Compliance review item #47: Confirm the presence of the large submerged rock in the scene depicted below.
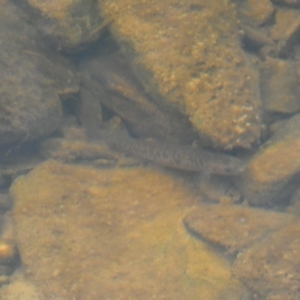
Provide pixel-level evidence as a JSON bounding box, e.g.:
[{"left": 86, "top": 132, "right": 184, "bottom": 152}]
[
  {"left": 0, "top": 0, "right": 78, "bottom": 146},
  {"left": 235, "top": 113, "right": 300, "bottom": 206},
  {"left": 99, "top": 0, "right": 262, "bottom": 149},
  {"left": 184, "top": 204, "right": 300, "bottom": 299},
  {"left": 79, "top": 46, "right": 195, "bottom": 143},
  {"left": 19, "top": 0, "right": 106, "bottom": 53},
  {"left": 10, "top": 161, "right": 248, "bottom": 300}
]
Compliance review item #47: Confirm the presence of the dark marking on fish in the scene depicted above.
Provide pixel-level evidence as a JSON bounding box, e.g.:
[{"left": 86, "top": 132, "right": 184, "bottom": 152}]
[{"left": 89, "top": 130, "right": 246, "bottom": 175}]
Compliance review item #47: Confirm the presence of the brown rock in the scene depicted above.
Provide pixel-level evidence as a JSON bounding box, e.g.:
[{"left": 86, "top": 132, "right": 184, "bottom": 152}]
[
  {"left": 0, "top": 274, "right": 43, "bottom": 300},
  {"left": 100, "top": 0, "right": 262, "bottom": 149},
  {"left": 238, "top": 0, "right": 274, "bottom": 26},
  {"left": 235, "top": 113, "right": 300, "bottom": 205},
  {"left": 277, "top": 14, "right": 300, "bottom": 57},
  {"left": 233, "top": 221, "right": 300, "bottom": 299},
  {"left": 184, "top": 203, "right": 300, "bottom": 299},
  {"left": 19, "top": 0, "right": 106, "bottom": 53},
  {"left": 183, "top": 204, "right": 295, "bottom": 253},
  {"left": 268, "top": 7, "right": 300, "bottom": 57},
  {"left": 270, "top": 9, "right": 300, "bottom": 42},
  {"left": 80, "top": 47, "right": 195, "bottom": 143},
  {"left": 10, "top": 161, "right": 248, "bottom": 300},
  {"left": 260, "top": 58, "right": 300, "bottom": 113}
]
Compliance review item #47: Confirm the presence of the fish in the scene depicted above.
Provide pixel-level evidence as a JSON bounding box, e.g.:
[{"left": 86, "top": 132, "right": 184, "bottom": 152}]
[{"left": 89, "top": 130, "right": 246, "bottom": 175}]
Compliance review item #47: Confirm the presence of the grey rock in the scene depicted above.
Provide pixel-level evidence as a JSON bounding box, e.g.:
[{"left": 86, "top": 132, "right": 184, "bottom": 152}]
[{"left": 0, "top": 0, "right": 78, "bottom": 146}]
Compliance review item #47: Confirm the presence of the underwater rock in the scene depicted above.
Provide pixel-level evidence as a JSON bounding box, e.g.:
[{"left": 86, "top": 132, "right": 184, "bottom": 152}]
[
  {"left": 10, "top": 160, "right": 249, "bottom": 300},
  {"left": 0, "top": 0, "right": 78, "bottom": 146},
  {"left": 233, "top": 220, "right": 300, "bottom": 300},
  {"left": 270, "top": 8, "right": 300, "bottom": 42},
  {"left": 99, "top": 0, "right": 262, "bottom": 149},
  {"left": 80, "top": 45, "right": 195, "bottom": 144},
  {"left": 260, "top": 58, "right": 300, "bottom": 113},
  {"left": 184, "top": 204, "right": 295, "bottom": 253},
  {"left": 184, "top": 204, "right": 300, "bottom": 299},
  {"left": 237, "top": 0, "right": 274, "bottom": 26},
  {"left": 235, "top": 113, "right": 300, "bottom": 205},
  {"left": 17, "top": 0, "right": 106, "bottom": 53}
]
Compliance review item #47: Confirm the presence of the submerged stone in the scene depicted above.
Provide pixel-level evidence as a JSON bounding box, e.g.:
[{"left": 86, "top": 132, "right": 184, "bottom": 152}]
[
  {"left": 0, "top": 0, "right": 78, "bottom": 146},
  {"left": 10, "top": 161, "right": 248, "bottom": 299},
  {"left": 99, "top": 0, "right": 262, "bottom": 149},
  {"left": 184, "top": 204, "right": 300, "bottom": 299},
  {"left": 235, "top": 113, "right": 300, "bottom": 205}
]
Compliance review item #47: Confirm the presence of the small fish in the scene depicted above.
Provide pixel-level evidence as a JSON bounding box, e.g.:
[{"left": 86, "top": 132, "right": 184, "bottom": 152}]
[{"left": 90, "top": 130, "right": 245, "bottom": 175}]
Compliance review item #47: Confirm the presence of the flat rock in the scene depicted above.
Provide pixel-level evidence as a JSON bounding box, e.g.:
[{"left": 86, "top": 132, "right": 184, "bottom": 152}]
[
  {"left": 184, "top": 204, "right": 300, "bottom": 299},
  {"left": 184, "top": 204, "right": 296, "bottom": 253},
  {"left": 10, "top": 161, "right": 248, "bottom": 300}
]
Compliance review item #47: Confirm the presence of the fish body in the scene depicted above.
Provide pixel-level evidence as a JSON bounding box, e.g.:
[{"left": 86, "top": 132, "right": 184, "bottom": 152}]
[{"left": 90, "top": 130, "right": 245, "bottom": 175}]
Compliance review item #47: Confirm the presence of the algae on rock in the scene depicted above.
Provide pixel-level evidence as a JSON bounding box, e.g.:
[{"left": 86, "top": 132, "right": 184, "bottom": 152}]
[
  {"left": 11, "top": 161, "right": 248, "bottom": 299},
  {"left": 99, "top": 0, "right": 262, "bottom": 149}
]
